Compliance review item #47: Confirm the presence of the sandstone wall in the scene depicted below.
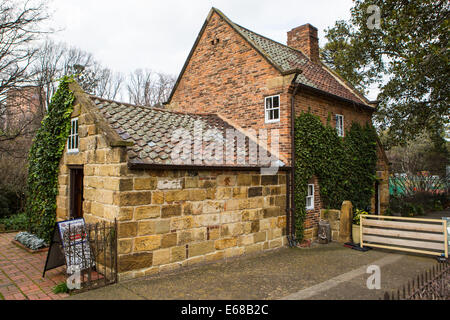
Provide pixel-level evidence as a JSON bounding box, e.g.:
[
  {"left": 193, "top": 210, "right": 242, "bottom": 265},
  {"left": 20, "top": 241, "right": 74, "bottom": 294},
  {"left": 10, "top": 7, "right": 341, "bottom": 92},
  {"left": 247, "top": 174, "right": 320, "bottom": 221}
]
[{"left": 57, "top": 102, "right": 288, "bottom": 281}]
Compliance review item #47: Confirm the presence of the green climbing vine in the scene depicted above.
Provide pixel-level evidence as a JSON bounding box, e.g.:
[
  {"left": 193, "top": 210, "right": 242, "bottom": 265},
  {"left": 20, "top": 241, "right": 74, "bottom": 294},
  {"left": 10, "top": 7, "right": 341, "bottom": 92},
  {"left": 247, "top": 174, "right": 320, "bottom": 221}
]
[
  {"left": 294, "top": 112, "right": 378, "bottom": 241},
  {"left": 26, "top": 76, "right": 75, "bottom": 242}
]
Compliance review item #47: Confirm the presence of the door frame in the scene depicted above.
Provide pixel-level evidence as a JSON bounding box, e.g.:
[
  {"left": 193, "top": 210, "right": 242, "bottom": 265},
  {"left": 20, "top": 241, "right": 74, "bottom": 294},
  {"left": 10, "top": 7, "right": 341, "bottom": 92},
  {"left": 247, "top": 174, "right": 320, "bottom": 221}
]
[{"left": 68, "top": 165, "right": 84, "bottom": 219}]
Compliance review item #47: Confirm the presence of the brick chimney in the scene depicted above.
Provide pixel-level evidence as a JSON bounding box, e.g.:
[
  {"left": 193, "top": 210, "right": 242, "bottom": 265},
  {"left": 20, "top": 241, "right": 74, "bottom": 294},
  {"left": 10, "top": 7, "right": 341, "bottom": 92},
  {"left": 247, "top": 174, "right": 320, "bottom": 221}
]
[{"left": 287, "top": 24, "right": 320, "bottom": 63}]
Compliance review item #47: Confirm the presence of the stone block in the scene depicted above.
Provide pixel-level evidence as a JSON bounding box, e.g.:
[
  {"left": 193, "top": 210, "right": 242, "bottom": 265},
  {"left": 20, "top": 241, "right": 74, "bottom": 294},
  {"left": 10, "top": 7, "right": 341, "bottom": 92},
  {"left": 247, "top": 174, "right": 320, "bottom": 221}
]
[
  {"left": 261, "top": 175, "right": 278, "bottom": 185},
  {"left": 135, "top": 205, "right": 161, "bottom": 220},
  {"left": 117, "top": 207, "right": 133, "bottom": 221},
  {"left": 119, "top": 191, "right": 152, "bottom": 206},
  {"left": 134, "top": 177, "right": 157, "bottom": 190},
  {"left": 188, "top": 241, "right": 215, "bottom": 257},
  {"left": 216, "top": 187, "right": 232, "bottom": 200},
  {"left": 118, "top": 222, "right": 137, "bottom": 238},
  {"left": 253, "top": 231, "right": 266, "bottom": 243},
  {"left": 152, "top": 191, "right": 164, "bottom": 204},
  {"left": 161, "top": 232, "right": 177, "bottom": 248},
  {"left": 161, "top": 204, "right": 182, "bottom": 218},
  {"left": 202, "top": 201, "right": 224, "bottom": 214},
  {"left": 118, "top": 252, "right": 153, "bottom": 272},
  {"left": 118, "top": 239, "right": 132, "bottom": 254},
  {"left": 221, "top": 223, "right": 243, "bottom": 237},
  {"left": 263, "top": 207, "right": 281, "bottom": 218},
  {"left": 170, "top": 216, "right": 194, "bottom": 231},
  {"left": 188, "top": 189, "right": 207, "bottom": 201},
  {"left": 217, "top": 175, "right": 236, "bottom": 186},
  {"left": 170, "top": 246, "right": 186, "bottom": 262},
  {"left": 237, "top": 174, "right": 252, "bottom": 186},
  {"left": 215, "top": 237, "right": 237, "bottom": 250},
  {"left": 184, "top": 177, "right": 198, "bottom": 188},
  {"left": 339, "top": 201, "right": 352, "bottom": 243},
  {"left": 134, "top": 235, "right": 161, "bottom": 252},
  {"left": 183, "top": 202, "right": 203, "bottom": 215},
  {"left": 248, "top": 187, "right": 262, "bottom": 198},
  {"left": 152, "top": 248, "right": 171, "bottom": 266},
  {"left": 138, "top": 220, "right": 170, "bottom": 236},
  {"left": 157, "top": 178, "right": 182, "bottom": 190},
  {"left": 165, "top": 190, "right": 189, "bottom": 202}
]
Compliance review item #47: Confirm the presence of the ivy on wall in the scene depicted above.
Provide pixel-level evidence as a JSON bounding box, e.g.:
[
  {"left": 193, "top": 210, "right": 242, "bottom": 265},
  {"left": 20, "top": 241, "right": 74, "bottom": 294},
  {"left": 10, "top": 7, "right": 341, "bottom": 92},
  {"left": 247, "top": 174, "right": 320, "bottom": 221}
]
[
  {"left": 26, "top": 76, "right": 75, "bottom": 242},
  {"left": 294, "top": 112, "right": 377, "bottom": 241}
]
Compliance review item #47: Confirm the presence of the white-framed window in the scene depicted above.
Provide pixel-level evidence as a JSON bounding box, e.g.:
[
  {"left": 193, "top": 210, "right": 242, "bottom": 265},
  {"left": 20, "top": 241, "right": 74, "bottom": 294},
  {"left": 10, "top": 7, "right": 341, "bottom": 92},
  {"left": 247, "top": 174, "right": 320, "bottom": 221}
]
[
  {"left": 306, "top": 184, "right": 314, "bottom": 210},
  {"left": 67, "top": 117, "right": 79, "bottom": 153},
  {"left": 265, "top": 95, "right": 280, "bottom": 123},
  {"left": 336, "top": 114, "right": 344, "bottom": 137}
]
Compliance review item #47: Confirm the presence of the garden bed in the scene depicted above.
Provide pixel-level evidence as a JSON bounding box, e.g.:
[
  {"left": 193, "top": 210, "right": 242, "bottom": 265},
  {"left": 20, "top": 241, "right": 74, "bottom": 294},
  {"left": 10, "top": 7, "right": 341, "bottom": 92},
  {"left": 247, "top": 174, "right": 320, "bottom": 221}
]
[
  {"left": 11, "top": 232, "right": 48, "bottom": 254},
  {"left": 11, "top": 239, "right": 49, "bottom": 254}
]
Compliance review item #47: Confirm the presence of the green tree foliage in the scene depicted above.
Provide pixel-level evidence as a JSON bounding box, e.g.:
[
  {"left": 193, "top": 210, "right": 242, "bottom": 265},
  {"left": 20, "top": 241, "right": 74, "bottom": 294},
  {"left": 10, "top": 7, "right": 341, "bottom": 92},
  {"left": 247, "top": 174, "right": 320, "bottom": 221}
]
[
  {"left": 385, "top": 129, "right": 449, "bottom": 177},
  {"left": 294, "top": 113, "right": 378, "bottom": 241},
  {"left": 25, "top": 76, "right": 75, "bottom": 242},
  {"left": 321, "top": 0, "right": 449, "bottom": 144}
]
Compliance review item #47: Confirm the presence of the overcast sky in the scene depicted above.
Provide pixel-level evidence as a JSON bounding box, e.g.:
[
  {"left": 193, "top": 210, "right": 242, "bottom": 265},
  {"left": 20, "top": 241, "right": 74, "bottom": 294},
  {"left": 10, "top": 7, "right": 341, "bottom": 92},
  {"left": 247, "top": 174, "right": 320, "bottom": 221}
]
[{"left": 46, "top": 0, "right": 378, "bottom": 99}]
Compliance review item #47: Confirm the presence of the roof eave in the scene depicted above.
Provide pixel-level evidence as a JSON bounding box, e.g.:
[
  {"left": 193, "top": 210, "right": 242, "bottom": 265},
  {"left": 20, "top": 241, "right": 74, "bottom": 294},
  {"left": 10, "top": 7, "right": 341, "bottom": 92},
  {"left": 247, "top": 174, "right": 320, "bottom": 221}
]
[
  {"left": 128, "top": 161, "right": 291, "bottom": 172},
  {"left": 296, "top": 83, "right": 375, "bottom": 111}
]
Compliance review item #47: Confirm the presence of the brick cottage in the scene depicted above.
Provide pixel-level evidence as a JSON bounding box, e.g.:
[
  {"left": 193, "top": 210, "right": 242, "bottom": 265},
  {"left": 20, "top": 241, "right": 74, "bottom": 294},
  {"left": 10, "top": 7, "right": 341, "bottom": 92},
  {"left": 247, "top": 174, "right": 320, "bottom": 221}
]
[{"left": 55, "top": 8, "right": 389, "bottom": 280}]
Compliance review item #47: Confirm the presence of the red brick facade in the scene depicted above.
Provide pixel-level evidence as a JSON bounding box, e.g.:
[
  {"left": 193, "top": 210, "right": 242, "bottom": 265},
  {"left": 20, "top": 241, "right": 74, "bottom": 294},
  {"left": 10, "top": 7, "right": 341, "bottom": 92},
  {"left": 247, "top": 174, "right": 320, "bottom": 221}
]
[{"left": 167, "top": 8, "right": 388, "bottom": 240}]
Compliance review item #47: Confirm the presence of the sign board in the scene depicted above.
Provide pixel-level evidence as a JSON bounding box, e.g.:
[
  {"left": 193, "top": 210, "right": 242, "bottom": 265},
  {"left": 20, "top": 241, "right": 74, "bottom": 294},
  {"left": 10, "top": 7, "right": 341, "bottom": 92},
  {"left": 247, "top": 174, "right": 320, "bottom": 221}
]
[{"left": 43, "top": 218, "right": 94, "bottom": 277}]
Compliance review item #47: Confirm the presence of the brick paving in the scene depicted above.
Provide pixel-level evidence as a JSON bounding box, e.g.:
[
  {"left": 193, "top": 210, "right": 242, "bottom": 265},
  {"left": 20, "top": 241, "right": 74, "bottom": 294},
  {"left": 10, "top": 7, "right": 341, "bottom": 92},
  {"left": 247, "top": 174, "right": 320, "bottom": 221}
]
[{"left": 0, "top": 232, "right": 69, "bottom": 300}]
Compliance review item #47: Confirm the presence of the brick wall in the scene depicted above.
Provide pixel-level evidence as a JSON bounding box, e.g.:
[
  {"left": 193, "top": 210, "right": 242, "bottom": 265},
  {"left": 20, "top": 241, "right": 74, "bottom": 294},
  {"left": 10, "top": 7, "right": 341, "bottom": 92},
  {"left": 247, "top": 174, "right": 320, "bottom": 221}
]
[
  {"left": 294, "top": 89, "right": 373, "bottom": 130},
  {"left": 168, "top": 11, "right": 292, "bottom": 162}
]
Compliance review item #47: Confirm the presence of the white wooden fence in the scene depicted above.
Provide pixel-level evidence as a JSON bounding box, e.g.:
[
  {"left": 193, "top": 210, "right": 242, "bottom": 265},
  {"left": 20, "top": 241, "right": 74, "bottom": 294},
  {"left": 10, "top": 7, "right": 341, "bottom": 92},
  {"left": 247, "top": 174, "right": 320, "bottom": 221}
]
[{"left": 360, "top": 215, "right": 448, "bottom": 258}]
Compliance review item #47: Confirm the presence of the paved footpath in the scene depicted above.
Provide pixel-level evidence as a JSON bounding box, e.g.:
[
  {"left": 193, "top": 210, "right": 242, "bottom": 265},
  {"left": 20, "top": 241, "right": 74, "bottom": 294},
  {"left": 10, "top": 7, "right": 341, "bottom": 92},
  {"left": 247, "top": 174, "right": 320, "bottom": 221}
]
[
  {"left": 0, "top": 232, "right": 68, "bottom": 300},
  {"left": 68, "top": 242, "right": 439, "bottom": 300}
]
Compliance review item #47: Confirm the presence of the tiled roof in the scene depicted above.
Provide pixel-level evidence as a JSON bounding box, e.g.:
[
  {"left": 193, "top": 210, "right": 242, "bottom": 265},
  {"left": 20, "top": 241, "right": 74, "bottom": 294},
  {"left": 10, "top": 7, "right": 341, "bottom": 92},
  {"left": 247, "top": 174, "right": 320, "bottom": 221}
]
[
  {"left": 232, "top": 23, "right": 369, "bottom": 106},
  {"left": 90, "top": 97, "right": 276, "bottom": 167}
]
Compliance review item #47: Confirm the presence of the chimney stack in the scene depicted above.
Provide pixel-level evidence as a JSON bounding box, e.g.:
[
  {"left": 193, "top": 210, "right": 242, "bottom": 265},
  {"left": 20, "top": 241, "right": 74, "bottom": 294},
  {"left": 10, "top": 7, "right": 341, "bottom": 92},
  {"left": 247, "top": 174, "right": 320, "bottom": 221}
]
[{"left": 287, "top": 24, "right": 320, "bottom": 63}]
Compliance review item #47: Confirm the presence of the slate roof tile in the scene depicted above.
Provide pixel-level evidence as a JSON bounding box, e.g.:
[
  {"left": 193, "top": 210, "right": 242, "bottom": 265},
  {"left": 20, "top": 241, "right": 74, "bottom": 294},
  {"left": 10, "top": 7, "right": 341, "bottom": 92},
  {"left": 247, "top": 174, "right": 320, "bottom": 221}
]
[
  {"left": 90, "top": 96, "right": 278, "bottom": 168},
  {"left": 233, "top": 23, "right": 368, "bottom": 105}
]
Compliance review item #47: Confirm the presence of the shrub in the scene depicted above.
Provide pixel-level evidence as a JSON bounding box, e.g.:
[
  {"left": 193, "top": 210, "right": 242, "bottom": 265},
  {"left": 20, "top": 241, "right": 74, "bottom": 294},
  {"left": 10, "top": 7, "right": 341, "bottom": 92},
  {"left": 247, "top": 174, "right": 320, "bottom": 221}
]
[
  {"left": 353, "top": 208, "right": 369, "bottom": 225},
  {"left": 0, "top": 212, "right": 29, "bottom": 231},
  {"left": 26, "top": 76, "right": 75, "bottom": 242}
]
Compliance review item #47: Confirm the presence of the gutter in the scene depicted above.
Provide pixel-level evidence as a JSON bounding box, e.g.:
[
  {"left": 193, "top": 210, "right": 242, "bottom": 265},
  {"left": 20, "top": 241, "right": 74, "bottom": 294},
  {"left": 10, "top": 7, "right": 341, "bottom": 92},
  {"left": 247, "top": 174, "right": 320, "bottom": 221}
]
[{"left": 288, "top": 72, "right": 302, "bottom": 247}]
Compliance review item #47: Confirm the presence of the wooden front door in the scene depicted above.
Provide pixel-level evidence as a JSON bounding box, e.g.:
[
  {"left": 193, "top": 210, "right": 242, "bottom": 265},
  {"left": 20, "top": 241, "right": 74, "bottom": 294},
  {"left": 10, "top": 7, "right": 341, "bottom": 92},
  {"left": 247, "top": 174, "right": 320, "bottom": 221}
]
[{"left": 70, "top": 168, "right": 84, "bottom": 218}]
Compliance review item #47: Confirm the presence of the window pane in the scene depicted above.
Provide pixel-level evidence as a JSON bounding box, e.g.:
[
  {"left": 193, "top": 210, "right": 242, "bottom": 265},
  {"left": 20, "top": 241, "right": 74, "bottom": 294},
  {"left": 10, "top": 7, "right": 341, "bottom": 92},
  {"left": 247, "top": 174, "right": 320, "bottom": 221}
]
[
  {"left": 273, "top": 96, "right": 279, "bottom": 107},
  {"left": 273, "top": 109, "right": 279, "bottom": 120},
  {"left": 306, "top": 196, "right": 312, "bottom": 208},
  {"left": 266, "top": 97, "right": 272, "bottom": 109}
]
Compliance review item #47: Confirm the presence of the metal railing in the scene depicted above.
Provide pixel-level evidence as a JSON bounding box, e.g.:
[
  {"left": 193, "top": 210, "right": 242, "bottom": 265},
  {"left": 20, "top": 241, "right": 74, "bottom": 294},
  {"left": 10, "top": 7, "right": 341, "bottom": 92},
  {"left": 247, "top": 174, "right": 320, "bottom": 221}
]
[
  {"left": 62, "top": 220, "right": 117, "bottom": 292},
  {"left": 383, "top": 262, "right": 449, "bottom": 300}
]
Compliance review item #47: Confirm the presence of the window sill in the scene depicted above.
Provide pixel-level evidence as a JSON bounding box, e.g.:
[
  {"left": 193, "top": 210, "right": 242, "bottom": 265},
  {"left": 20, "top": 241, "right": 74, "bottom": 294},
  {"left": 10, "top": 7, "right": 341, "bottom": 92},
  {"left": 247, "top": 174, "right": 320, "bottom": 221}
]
[{"left": 265, "top": 120, "right": 280, "bottom": 124}]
